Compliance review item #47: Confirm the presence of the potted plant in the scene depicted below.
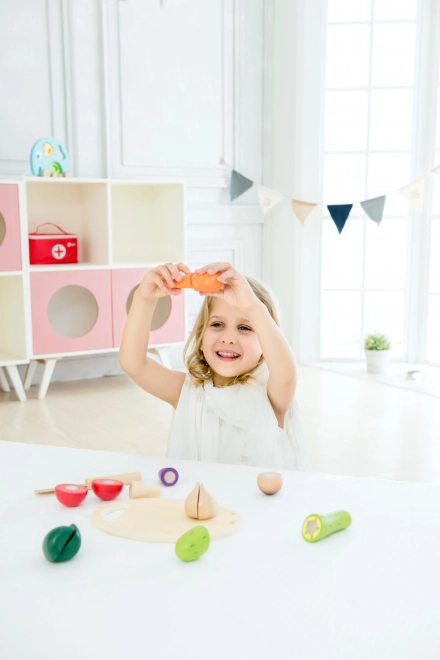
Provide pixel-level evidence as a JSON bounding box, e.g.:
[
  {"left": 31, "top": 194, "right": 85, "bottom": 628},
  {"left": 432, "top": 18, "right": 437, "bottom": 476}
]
[{"left": 364, "top": 331, "right": 391, "bottom": 373}]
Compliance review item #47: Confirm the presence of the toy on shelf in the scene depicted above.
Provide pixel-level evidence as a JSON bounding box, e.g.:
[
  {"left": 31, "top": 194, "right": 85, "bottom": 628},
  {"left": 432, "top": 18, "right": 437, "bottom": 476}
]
[
  {"left": 257, "top": 472, "right": 283, "bottom": 495},
  {"left": 30, "top": 137, "right": 70, "bottom": 177},
  {"left": 302, "top": 511, "right": 352, "bottom": 543},
  {"left": 165, "top": 272, "right": 223, "bottom": 292},
  {"left": 55, "top": 484, "right": 88, "bottom": 507},
  {"left": 35, "top": 471, "right": 141, "bottom": 494},
  {"left": 158, "top": 467, "right": 179, "bottom": 487},
  {"left": 129, "top": 482, "right": 161, "bottom": 499},
  {"left": 175, "top": 526, "right": 210, "bottom": 563},
  {"left": 91, "top": 479, "right": 124, "bottom": 501},
  {"left": 28, "top": 223, "right": 78, "bottom": 265},
  {"left": 42, "top": 524, "right": 81, "bottom": 563},
  {"left": 184, "top": 483, "right": 217, "bottom": 521}
]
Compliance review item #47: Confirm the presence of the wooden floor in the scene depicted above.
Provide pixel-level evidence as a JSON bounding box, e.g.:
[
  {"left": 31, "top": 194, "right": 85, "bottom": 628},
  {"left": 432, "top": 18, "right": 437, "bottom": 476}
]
[{"left": 1, "top": 366, "right": 439, "bottom": 484}]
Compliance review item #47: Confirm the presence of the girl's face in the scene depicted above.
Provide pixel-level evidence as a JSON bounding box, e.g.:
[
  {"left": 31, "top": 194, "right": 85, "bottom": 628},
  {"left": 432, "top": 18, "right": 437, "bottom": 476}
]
[{"left": 201, "top": 298, "right": 262, "bottom": 386}]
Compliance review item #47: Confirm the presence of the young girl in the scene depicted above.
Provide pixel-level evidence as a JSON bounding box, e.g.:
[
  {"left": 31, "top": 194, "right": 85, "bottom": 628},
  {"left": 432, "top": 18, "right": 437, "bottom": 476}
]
[{"left": 119, "top": 261, "right": 310, "bottom": 471}]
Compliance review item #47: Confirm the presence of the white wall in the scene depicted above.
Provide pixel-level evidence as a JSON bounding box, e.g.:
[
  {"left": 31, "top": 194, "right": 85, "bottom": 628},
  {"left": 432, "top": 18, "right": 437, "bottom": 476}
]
[{"left": 0, "top": 0, "right": 279, "bottom": 382}]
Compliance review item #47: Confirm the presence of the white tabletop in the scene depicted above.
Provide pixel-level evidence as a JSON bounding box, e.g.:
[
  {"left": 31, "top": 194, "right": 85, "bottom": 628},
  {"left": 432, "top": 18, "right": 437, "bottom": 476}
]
[{"left": 0, "top": 441, "right": 439, "bottom": 660}]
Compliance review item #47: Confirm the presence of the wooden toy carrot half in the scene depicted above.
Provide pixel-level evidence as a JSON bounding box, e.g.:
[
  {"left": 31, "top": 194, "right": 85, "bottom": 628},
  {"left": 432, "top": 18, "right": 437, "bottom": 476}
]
[{"left": 165, "top": 272, "right": 223, "bottom": 292}]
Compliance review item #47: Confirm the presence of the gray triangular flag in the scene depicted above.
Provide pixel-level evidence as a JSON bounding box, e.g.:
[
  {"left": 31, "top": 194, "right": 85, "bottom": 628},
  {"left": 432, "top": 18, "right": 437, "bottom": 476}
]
[
  {"left": 230, "top": 170, "right": 254, "bottom": 201},
  {"left": 360, "top": 195, "right": 386, "bottom": 225}
]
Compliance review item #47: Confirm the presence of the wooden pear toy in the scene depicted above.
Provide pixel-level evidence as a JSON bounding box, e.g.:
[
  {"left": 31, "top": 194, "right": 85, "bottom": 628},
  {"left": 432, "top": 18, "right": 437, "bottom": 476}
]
[{"left": 184, "top": 483, "right": 217, "bottom": 521}]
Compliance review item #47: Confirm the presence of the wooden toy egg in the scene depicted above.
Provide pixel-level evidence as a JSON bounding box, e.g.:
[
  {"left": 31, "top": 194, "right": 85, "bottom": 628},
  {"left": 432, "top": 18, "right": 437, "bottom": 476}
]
[
  {"left": 55, "top": 484, "right": 88, "bottom": 507},
  {"left": 257, "top": 472, "right": 283, "bottom": 495},
  {"left": 129, "top": 482, "right": 161, "bottom": 499},
  {"left": 184, "top": 483, "right": 217, "bottom": 520}
]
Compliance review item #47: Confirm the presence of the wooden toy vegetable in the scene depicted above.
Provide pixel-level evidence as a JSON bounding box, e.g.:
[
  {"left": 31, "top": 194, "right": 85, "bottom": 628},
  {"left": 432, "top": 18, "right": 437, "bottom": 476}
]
[
  {"left": 91, "top": 479, "right": 124, "bottom": 501},
  {"left": 257, "top": 472, "right": 283, "bottom": 495},
  {"left": 302, "top": 511, "right": 352, "bottom": 543},
  {"left": 55, "top": 484, "right": 88, "bottom": 507},
  {"left": 35, "top": 471, "right": 141, "bottom": 494},
  {"left": 42, "top": 524, "right": 81, "bottom": 562},
  {"left": 165, "top": 272, "right": 223, "bottom": 292},
  {"left": 184, "top": 483, "right": 217, "bottom": 520},
  {"left": 129, "top": 482, "right": 161, "bottom": 499},
  {"left": 175, "top": 526, "right": 210, "bottom": 562},
  {"left": 158, "top": 467, "right": 179, "bottom": 487}
]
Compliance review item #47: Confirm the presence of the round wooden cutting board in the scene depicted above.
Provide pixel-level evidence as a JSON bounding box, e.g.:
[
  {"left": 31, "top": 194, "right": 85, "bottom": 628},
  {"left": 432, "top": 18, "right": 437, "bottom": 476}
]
[{"left": 91, "top": 498, "right": 242, "bottom": 543}]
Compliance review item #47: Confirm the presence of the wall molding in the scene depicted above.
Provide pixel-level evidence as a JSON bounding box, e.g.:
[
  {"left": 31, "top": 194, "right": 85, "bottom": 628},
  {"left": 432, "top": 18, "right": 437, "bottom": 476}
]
[{"left": 103, "top": 0, "right": 235, "bottom": 185}]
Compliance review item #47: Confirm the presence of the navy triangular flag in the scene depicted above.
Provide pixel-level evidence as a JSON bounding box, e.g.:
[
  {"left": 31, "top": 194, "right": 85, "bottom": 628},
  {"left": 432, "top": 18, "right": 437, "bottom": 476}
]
[
  {"left": 327, "top": 204, "right": 353, "bottom": 234},
  {"left": 360, "top": 195, "right": 386, "bottom": 225},
  {"left": 230, "top": 170, "right": 254, "bottom": 201}
]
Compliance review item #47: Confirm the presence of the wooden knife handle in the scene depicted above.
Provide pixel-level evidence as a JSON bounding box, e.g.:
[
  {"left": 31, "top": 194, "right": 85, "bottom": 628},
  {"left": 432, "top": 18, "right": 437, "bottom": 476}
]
[{"left": 84, "top": 471, "right": 142, "bottom": 489}]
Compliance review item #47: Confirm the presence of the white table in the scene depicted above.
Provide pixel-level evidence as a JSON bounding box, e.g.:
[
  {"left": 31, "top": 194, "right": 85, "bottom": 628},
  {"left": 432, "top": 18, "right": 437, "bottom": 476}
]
[{"left": 1, "top": 441, "right": 439, "bottom": 660}]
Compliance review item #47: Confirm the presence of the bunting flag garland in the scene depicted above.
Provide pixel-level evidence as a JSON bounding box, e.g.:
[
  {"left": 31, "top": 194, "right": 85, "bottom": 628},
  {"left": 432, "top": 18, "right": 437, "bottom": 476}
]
[
  {"left": 230, "top": 170, "right": 254, "bottom": 201},
  {"left": 398, "top": 178, "right": 425, "bottom": 212},
  {"left": 327, "top": 204, "right": 353, "bottom": 234},
  {"left": 360, "top": 195, "right": 386, "bottom": 225},
  {"left": 223, "top": 157, "right": 440, "bottom": 230},
  {"left": 291, "top": 199, "right": 317, "bottom": 224},
  {"left": 258, "top": 185, "right": 284, "bottom": 216}
]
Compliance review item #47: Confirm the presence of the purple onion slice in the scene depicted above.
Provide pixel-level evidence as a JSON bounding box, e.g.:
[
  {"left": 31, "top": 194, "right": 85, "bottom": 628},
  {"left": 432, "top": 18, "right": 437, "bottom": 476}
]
[{"left": 158, "top": 467, "right": 179, "bottom": 486}]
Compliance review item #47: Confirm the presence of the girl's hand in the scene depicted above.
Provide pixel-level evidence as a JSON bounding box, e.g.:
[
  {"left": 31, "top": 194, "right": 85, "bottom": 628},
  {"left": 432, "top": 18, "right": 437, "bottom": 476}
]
[
  {"left": 137, "top": 262, "right": 191, "bottom": 301},
  {"left": 194, "top": 262, "right": 261, "bottom": 310}
]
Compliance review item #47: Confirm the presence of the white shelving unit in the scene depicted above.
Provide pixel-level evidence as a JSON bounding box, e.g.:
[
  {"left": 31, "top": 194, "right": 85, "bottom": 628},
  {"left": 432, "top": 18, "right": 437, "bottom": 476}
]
[{"left": 0, "top": 178, "right": 186, "bottom": 400}]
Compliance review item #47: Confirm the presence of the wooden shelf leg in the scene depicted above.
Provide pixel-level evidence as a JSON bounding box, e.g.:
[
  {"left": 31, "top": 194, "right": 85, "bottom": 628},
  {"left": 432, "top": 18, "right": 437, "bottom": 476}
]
[
  {"left": 38, "top": 359, "right": 57, "bottom": 400},
  {"left": 4, "top": 365, "right": 26, "bottom": 402},
  {"left": 0, "top": 367, "right": 11, "bottom": 393},
  {"left": 23, "top": 360, "right": 39, "bottom": 390},
  {"left": 150, "top": 347, "right": 171, "bottom": 369}
]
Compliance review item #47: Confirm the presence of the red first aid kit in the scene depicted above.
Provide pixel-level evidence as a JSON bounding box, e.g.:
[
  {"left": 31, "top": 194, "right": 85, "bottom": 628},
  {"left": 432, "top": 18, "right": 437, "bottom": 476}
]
[{"left": 28, "top": 223, "right": 78, "bottom": 265}]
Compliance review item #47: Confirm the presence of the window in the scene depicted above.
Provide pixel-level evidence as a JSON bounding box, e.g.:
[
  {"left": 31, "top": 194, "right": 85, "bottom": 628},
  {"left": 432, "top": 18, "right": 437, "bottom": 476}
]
[
  {"left": 320, "top": 0, "right": 418, "bottom": 359},
  {"left": 427, "top": 53, "right": 440, "bottom": 364}
]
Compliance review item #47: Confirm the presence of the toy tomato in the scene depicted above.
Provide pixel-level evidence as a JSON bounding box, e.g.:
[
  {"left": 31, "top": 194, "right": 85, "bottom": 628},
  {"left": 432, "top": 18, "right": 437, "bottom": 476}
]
[
  {"left": 55, "top": 484, "right": 88, "bottom": 507},
  {"left": 91, "top": 478, "right": 124, "bottom": 501}
]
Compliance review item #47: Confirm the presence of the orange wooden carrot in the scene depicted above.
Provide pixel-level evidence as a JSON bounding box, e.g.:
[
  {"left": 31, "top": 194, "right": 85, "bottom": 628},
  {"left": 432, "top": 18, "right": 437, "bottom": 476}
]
[{"left": 166, "top": 272, "right": 223, "bottom": 292}]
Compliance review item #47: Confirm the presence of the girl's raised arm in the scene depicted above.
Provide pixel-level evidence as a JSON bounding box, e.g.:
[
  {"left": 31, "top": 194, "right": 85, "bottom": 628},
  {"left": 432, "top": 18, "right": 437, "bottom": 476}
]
[{"left": 119, "top": 262, "right": 190, "bottom": 408}]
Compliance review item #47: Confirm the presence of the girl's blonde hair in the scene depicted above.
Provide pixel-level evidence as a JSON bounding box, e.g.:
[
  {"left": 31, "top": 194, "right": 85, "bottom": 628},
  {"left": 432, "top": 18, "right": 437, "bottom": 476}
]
[{"left": 183, "top": 276, "right": 281, "bottom": 387}]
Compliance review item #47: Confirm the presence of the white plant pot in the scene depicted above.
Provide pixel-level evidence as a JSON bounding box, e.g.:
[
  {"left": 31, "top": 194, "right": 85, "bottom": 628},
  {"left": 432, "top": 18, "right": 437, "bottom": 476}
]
[{"left": 364, "top": 349, "right": 390, "bottom": 374}]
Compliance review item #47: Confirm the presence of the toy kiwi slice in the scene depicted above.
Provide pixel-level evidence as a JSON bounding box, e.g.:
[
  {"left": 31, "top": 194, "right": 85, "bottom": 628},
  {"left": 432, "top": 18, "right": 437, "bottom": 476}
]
[{"left": 302, "top": 511, "right": 352, "bottom": 543}]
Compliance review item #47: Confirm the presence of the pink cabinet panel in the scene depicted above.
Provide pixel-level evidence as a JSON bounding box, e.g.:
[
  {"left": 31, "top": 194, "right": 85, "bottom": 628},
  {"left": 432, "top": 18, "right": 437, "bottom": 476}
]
[
  {"left": 111, "top": 268, "right": 185, "bottom": 348},
  {"left": 31, "top": 270, "right": 113, "bottom": 355},
  {"left": 0, "top": 184, "right": 22, "bottom": 271}
]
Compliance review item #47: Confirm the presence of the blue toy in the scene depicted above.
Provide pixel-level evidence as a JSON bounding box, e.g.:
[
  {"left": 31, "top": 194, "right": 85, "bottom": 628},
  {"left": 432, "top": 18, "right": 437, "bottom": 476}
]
[{"left": 30, "top": 137, "right": 70, "bottom": 177}]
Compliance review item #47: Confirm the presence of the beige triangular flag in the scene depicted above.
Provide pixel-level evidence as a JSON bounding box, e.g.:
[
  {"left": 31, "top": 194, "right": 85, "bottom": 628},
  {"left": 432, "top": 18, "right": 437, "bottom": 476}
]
[
  {"left": 291, "top": 199, "right": 318, "bottom": 225},
  {"left": 258, "top": 186, "right": 284, "bottom": 217},
  {"left": 398, "top": 178, "right": 425, "bottom": 212},
  {"left": 432, "top": 164, "right": 440, "bottom": 177}
]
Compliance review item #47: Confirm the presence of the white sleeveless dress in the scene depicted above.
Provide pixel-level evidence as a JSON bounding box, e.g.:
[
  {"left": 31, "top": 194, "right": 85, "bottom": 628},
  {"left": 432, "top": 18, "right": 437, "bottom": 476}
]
[{"left": 166, "top": 362, "right": 311, "bottom": 471}]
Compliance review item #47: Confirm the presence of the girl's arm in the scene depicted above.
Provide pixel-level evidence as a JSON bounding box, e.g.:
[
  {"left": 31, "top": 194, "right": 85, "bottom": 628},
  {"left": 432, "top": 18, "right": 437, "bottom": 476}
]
[
  {"left": 119, "top": 263, "right": 189, "bottom": 408},
  {"left": 195, "top": 261, "right": 297, "bottom": 416},
  {"left": 246, "top": 301, "right": 297, "bottom": 416}
]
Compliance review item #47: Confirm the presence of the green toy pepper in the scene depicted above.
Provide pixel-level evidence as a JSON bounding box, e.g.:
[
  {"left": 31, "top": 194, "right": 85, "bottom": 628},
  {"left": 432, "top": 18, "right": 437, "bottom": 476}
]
[
  {"left": 175, "top": 526, "right": 210, "bottom": 562},
  {"left": 302, "top": 511, "right": 352, "bottom": 543},
  {"left": 42, "top": 524, "right": 81, "bottom": 562}
]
